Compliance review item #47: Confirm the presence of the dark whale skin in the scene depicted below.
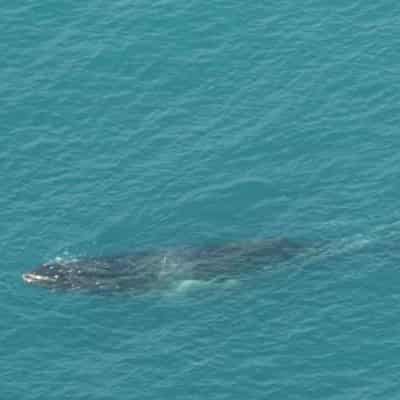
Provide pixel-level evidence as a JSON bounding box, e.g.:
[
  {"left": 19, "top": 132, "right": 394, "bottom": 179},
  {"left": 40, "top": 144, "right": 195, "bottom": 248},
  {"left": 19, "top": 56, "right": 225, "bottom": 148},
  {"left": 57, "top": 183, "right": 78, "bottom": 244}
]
[{"left": 22, "top": 238, "right": 306, "bottom": 293}]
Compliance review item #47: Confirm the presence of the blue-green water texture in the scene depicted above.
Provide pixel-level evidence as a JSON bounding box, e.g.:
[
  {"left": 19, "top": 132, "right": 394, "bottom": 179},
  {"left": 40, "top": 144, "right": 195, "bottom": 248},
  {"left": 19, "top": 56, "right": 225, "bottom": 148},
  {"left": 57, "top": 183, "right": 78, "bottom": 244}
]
[{"left": 2, "top": 1, "right": 400, "bottom": 398}]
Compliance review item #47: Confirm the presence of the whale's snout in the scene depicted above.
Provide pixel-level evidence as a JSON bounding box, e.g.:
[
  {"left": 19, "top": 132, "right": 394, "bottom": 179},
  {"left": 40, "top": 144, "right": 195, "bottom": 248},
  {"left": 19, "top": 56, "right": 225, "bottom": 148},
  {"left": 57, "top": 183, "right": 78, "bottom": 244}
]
[
  {"left": 22, "top": 273, "right": 56, "bottom": 284},
  {"left": 22, "top": 273, "right": 35, "bottom": 283}
]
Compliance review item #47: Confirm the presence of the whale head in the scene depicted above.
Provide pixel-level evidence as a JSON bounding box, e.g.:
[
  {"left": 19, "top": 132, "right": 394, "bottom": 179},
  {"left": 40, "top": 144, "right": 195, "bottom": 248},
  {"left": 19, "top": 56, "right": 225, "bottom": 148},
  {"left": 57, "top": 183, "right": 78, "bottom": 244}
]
[
  {"left": 22, "top": 262, "right": 77, "bottom": 289},
  {"left": 21, "top": 258, "right": 147, "bottom": 292}
]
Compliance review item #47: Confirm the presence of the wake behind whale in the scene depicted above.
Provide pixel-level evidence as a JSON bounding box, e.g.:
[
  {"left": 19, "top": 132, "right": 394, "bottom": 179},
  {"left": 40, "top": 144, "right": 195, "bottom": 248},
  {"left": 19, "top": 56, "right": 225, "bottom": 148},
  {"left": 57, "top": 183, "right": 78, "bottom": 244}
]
[{"left": 22, "top": 238, "right": 308, "bottom": 294}]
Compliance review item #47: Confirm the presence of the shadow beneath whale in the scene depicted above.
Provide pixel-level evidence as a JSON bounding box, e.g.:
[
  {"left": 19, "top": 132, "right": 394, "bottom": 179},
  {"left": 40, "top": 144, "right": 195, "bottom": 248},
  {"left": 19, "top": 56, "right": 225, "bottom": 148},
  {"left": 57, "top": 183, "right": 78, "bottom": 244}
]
[{"left": 22, "top": 238, "right": 311, "bottom": 295}]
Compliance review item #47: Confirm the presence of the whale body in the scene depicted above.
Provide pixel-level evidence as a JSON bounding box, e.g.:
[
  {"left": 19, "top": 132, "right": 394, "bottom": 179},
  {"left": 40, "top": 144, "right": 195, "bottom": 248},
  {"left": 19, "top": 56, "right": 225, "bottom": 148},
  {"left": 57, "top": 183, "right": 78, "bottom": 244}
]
[{"left": 22, "top": 238, "right": 307, "bottom": 294}]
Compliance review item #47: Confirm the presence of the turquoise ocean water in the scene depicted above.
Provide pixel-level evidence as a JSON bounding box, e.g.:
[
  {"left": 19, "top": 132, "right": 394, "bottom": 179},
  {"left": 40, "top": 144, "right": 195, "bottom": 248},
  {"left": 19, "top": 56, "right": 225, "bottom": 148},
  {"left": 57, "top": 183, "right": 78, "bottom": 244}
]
[{"left": 2, "top": 1, "right": 400, "bottom": 398}]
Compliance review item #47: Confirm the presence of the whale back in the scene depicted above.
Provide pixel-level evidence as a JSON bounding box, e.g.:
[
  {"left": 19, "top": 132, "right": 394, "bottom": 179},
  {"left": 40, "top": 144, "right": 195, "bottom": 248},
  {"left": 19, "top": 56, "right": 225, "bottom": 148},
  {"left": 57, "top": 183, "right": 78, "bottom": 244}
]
[{"left": 22, "top": 238, "right": 307, "bottom": 293}]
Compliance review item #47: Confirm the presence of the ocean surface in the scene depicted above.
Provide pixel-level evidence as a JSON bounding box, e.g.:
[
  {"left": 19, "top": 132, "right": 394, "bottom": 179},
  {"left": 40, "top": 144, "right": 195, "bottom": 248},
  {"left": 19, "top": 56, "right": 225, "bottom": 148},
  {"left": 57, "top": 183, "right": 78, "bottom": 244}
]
[{"left": 2, "top": 1, "right": 400, "bottom": 398}]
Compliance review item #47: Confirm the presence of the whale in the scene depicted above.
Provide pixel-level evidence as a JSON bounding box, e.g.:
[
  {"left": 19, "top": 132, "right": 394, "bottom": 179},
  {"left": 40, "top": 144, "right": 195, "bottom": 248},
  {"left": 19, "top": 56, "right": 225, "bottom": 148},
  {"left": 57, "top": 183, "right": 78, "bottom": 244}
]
[{"left": 22, "top": 238, "right": 307, "bottom": 294}]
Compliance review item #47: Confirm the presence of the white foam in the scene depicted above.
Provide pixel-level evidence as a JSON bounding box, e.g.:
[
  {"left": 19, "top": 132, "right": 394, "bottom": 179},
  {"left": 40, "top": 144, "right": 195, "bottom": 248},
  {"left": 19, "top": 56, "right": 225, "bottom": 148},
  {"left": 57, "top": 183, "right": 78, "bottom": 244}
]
[
  {"left": 171, "top": 277, "right": 240, "bottom": 294},
  {"left": 174, "top": 279, "right": 209, "bottom": 292}
]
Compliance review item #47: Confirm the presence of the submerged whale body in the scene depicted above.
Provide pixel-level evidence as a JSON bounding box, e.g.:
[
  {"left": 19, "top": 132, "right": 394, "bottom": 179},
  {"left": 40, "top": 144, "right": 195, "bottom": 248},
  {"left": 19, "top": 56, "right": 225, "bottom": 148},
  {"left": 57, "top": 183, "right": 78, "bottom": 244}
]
[{"left": 22, "top": 239, "right": 306, "bottom": 293}]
